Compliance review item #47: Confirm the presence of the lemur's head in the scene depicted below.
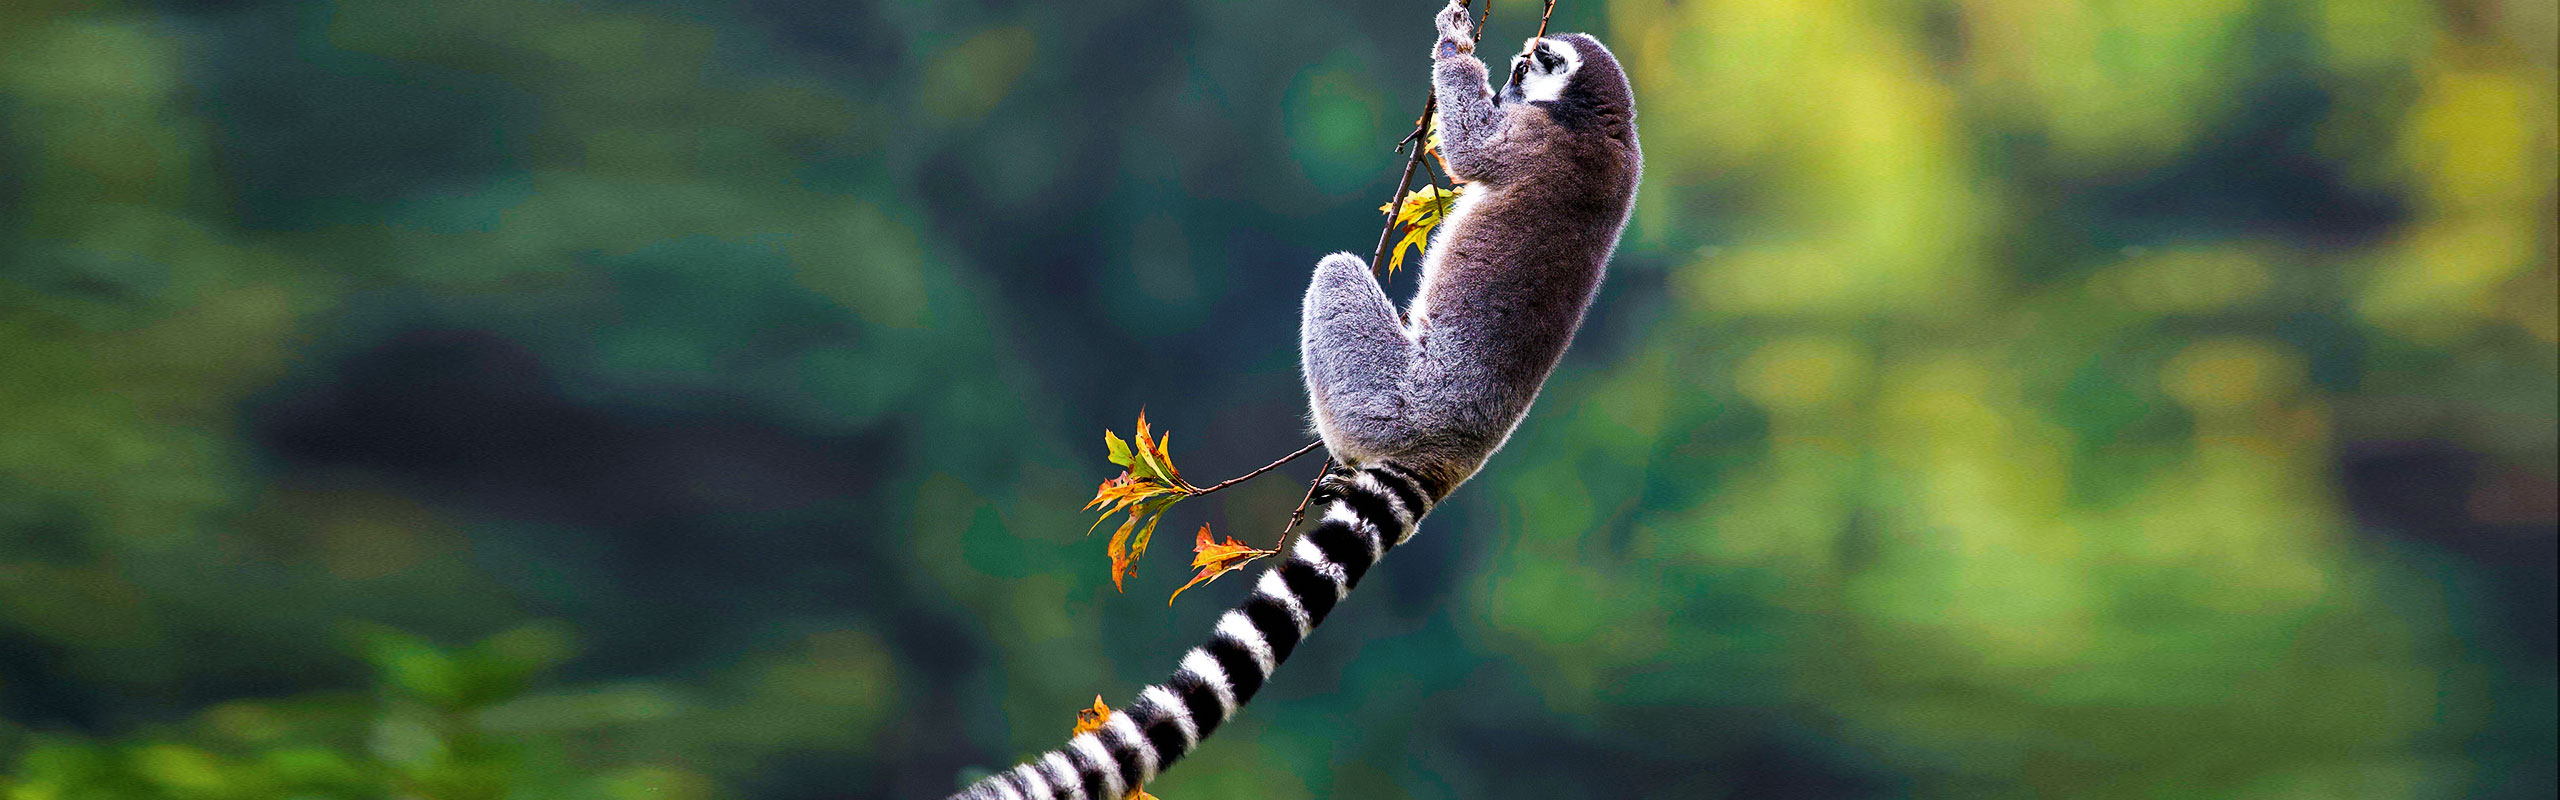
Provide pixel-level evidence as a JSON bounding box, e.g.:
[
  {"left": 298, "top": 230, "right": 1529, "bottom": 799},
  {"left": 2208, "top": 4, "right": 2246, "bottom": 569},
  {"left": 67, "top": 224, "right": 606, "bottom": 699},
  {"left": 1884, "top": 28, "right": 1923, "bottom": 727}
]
[
  {"left": 1503, "top": 36, "right": 1584, "bottom": 102},
  {"left": 1499, "top": 34, "right": 1635, "bottom": 143}
]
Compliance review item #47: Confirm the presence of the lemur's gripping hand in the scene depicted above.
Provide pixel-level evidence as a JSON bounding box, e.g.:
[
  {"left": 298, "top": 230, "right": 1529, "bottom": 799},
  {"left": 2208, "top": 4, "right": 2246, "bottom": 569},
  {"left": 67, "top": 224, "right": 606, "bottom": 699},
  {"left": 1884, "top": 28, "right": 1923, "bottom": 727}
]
[{"left": 1434, "top": 1, "right": 1473, "bottom": 59}]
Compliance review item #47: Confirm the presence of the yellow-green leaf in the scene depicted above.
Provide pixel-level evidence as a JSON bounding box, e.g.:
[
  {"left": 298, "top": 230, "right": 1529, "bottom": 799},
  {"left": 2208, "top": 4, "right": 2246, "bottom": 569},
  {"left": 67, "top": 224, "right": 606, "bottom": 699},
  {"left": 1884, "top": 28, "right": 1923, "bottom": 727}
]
[
  {"left": 1129, "top": 411, "right": 1168, "bottom": 484},
  {"left": 1103, "top": 430, "right": 1135, "bottom": 469},
  {"left": 1380, "top": 185, "right": 1462, "bottom": 277},
  {"left": 1389, "top": 225, "right": 1433, "bottom": 276}
]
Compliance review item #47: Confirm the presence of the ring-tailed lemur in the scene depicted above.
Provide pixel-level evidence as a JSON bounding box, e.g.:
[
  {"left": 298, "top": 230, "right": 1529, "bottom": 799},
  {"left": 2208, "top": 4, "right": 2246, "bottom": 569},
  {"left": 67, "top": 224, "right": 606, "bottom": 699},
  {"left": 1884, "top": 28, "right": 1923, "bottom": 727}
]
[{"left": 948, "top": 3, "right": 1637, "bottom": 796}]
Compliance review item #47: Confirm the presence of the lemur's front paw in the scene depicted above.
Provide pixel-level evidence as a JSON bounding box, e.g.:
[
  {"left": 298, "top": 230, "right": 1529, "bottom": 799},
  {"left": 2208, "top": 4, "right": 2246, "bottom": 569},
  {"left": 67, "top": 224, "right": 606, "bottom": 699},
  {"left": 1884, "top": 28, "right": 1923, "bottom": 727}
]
[{"left": 1433, "top": 0, "right": 1473, "bottom": 58}]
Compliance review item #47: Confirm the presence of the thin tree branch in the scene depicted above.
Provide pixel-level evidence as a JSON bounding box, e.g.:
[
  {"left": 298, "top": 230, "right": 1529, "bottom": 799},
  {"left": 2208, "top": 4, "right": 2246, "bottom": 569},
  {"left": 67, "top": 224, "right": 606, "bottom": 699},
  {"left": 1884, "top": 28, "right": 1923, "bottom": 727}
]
[
  {"left": 1278, "top": 456, "right": 1334, "bottom": 539},
  {"left": 1188, "top": 439, "right": 1324, "bottom": 496},
  {"left": 1423, "top": 145, "right": 1455, "bottom": 194},
  {"left": 1537, "top": 0, "right": 1556, "bottom": 38},
  {"left": 1368, "top": 123, "right": 1433, "bottom": 277}
]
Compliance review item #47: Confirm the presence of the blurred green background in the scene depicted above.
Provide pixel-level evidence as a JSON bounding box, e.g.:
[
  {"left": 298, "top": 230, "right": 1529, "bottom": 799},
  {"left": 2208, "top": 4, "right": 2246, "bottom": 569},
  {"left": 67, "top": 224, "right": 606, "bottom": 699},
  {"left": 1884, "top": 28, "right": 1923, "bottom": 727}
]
[{"left": 1, "top": 0, "right": 2552, "bottom": 798}]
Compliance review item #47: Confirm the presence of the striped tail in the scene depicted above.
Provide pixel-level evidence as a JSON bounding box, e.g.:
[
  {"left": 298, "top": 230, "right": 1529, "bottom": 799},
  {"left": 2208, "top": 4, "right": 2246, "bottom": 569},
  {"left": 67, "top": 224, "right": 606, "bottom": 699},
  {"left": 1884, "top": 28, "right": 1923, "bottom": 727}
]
[{"left": 948, "top": 462, "right": 1441, "bottom": 800}]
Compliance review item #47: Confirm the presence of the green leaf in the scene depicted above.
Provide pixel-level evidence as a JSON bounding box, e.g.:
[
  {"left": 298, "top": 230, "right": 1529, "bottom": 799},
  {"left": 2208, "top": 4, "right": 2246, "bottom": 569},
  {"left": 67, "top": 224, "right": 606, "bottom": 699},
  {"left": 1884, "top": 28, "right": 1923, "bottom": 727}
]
[{"left": 1103, "top": 430, "right": 1135, "bottom": 469}]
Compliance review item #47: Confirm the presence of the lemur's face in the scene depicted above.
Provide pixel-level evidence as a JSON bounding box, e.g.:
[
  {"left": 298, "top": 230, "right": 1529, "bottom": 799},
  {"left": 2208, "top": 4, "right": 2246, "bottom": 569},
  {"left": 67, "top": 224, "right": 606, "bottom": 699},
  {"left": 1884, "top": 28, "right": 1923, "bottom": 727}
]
[{"left": 1503, "top": 37, "right": 1583, "bottom": 104}]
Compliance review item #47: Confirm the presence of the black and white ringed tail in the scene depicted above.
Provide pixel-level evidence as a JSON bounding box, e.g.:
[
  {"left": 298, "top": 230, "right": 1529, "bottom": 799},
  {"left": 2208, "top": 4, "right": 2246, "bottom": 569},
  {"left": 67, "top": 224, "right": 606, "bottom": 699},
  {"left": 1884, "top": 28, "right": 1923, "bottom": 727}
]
[{"left": 946, "top": 462, "right": 1441, "bottom": 800}]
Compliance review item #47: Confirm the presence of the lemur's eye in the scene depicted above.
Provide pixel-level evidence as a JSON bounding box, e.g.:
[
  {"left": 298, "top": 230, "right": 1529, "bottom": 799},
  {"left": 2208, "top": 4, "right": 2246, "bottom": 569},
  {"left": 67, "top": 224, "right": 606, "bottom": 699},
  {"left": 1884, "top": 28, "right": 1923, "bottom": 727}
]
[{"left": 1536, "top": 51, "right": 1562, "bottom": 71}]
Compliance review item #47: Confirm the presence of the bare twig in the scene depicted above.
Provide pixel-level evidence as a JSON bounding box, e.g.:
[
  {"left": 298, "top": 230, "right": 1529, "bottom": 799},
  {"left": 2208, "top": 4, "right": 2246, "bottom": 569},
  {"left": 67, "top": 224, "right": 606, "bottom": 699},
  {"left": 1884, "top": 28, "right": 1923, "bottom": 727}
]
[
  {"left": 1422, "top": 145, "right": 1455, "bottom": 194},
  {"left": 1279, "top": 457, "right": 1335, "bottom": 539},
  {"left": 1368, "top": 123, "right": 1435, "bottom": 276},
  {"left": 1189, "top": 440, "right": 1324, "bottom": 496},
  {"left": 1537, "top": 0, "right": 1556, "bottom": 38}
]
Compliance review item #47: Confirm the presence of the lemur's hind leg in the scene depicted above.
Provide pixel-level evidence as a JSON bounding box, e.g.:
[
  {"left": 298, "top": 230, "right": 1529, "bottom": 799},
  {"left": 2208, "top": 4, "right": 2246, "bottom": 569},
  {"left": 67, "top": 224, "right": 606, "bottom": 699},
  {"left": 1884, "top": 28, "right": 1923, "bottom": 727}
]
[{"left": 1301, "top": 252, "right": 1419, "bottom": 465}]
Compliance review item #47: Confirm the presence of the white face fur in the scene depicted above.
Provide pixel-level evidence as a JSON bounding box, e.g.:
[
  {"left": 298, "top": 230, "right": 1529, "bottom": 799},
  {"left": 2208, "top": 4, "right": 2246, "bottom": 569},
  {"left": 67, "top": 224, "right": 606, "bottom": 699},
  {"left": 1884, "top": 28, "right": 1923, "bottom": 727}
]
[{"left": 1507, "top": 37, "right": 1582, "bottom": 102}]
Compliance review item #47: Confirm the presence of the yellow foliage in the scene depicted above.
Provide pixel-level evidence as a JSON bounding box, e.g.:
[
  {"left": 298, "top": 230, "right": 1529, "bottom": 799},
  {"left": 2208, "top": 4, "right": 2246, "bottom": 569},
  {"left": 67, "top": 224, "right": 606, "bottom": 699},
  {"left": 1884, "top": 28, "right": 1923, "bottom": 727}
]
[{"left": 1378, "top": 185, "right": 1463, "bottom": 277}]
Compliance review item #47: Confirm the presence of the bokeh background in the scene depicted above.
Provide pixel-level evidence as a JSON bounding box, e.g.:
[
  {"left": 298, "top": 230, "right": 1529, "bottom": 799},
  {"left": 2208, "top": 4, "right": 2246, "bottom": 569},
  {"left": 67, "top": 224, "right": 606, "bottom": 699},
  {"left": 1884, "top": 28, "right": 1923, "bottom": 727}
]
[{"left": 2, "top": 0, "right": 2553, "bottom": 798}]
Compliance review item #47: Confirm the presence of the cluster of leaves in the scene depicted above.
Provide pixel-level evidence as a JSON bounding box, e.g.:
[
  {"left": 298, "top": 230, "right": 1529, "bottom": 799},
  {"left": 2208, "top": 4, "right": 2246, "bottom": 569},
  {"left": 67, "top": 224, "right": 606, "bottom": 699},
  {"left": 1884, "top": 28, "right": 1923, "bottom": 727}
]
[
  {"left": 1084, "top": 412, "right": 1287, "bottom": 601},
  {"left": 1087, "top": 411, "right": 1206, "bottom": 591}
]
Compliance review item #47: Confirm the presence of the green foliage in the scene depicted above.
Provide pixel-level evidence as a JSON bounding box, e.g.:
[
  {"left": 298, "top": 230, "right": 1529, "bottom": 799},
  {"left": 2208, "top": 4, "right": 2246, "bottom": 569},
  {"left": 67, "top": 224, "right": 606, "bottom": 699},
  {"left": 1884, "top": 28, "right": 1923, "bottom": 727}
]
[{"left": 0, "top": 626, "right": 673, "bottom": 800}]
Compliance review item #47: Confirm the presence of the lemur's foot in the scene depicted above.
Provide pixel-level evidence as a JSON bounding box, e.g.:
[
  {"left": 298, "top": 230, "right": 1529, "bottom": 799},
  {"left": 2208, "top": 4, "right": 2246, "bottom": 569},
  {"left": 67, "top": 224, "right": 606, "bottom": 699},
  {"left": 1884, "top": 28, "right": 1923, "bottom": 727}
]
[
  {"left": 1434, "top": 1, "right": 1474, "bottom": 58},
  {"left": 1310, "top": 464, "right": 1364, "bottom": 503}
]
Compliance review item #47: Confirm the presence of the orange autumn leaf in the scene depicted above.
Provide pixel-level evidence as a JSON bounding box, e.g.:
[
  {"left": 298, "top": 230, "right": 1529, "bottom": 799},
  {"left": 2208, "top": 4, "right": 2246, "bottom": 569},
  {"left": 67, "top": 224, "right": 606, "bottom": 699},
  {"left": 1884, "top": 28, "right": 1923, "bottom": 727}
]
[
  {"left": 1071, "top": 695, "right": 1167, "bottom": 798},
  {"left": 1169, "top": 525, "right": 1276, "bottom": 605},
  {"left": 1106, "top": 499, "right": 1174, "bottom": 592},
  {"left": 1071, "top": 695, "right": 1112, "bottom": 737}
]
